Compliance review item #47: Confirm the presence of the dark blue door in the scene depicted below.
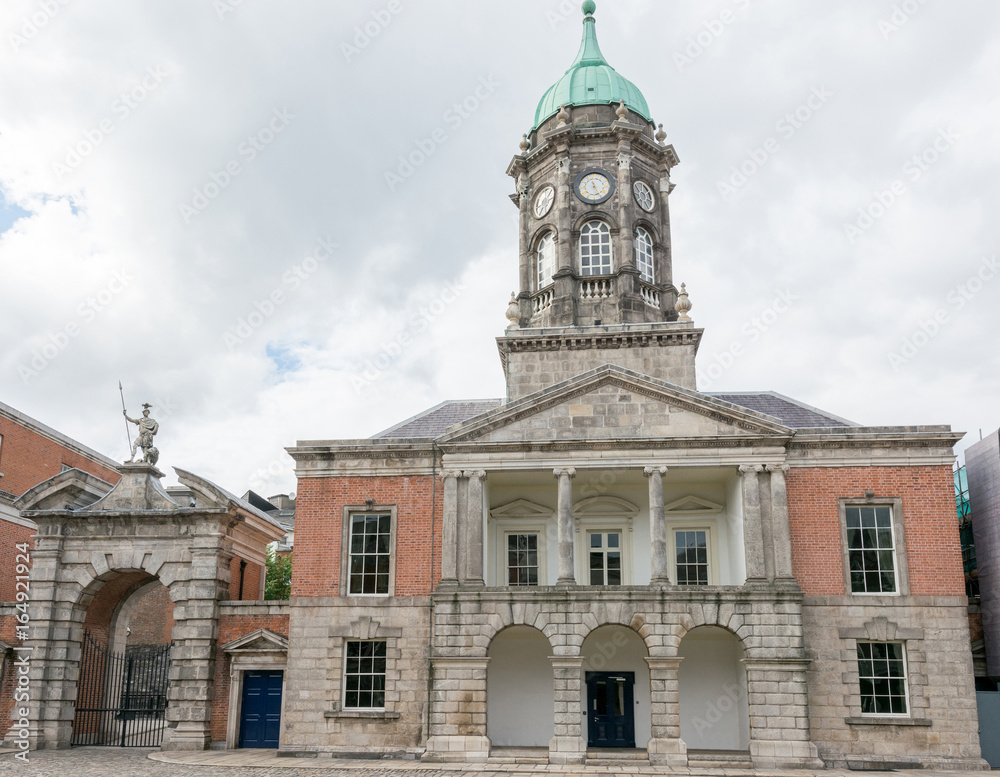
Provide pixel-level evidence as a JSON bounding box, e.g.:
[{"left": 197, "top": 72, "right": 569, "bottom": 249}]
[
  {"left": 586, "top": 671, "right": 635, "bottom": 748},
  {"left": 239, "top": 671, "right": 283, "bottom": 748}
]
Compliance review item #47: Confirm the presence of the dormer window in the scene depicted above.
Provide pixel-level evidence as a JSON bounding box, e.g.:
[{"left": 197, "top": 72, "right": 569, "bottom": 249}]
[
  {"left": 537, "top": 232, "right": 556, "bottom": 289},
  {"left": 635, "top": 227, "right": 654, "bottom": 283},
  {"left": 580, "top": 221, "right": 612, "bottom": 276}
]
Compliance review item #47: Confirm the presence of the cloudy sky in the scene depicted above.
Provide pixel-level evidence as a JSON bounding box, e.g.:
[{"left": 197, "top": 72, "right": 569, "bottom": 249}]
[{"left": 1, "top": 0, "right": 998, "bottom": 497}]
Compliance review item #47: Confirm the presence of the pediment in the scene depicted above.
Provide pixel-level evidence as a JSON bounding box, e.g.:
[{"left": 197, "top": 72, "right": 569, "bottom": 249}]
[
  {"left": 573, "top": 496, "right": 639, "bottom": 518},
  {"left": 490, "top": 499, "right": 553, "bottom": 520},
  {"left": 437, "top": 366, "right": 792, "bottom": 445},
  {"left": 221, "top": 628, "right": 288, "bottom": 654},
  {"left": 665, "top": 495, "right": 725, "bottom": 514},
  {"left": 15, "top": 469, "right": 114, "bottom": 512}
]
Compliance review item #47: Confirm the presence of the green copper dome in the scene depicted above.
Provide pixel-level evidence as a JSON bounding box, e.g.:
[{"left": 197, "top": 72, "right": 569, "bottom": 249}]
[{"left": 532, "top": 2, "right": 651, "bottom": 131}]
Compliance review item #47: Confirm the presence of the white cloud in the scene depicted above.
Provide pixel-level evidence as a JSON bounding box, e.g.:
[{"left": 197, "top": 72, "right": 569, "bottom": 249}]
[{"left": 1, "top": 0, "right": 998, "bottom": 497}]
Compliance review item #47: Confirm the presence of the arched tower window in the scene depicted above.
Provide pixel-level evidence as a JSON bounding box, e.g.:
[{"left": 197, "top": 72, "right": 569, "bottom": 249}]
[
  {"left": 537, "top": 232, "right": 556, "bottom": 290},
  {"left": 635, "top": 227, "right": 654, "bottom": 284},
  {"left": 579, "top": 221, "right": 613, "bottom": 276}
]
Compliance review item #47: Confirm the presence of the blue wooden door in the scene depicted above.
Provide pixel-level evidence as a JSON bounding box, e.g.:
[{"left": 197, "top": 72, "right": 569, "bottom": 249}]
[
  {"left": 239, "top": 671, "right": 283, "bottom": 748},
  {"left": 586, "top": 671, "right": 635, "bottom": 748}
]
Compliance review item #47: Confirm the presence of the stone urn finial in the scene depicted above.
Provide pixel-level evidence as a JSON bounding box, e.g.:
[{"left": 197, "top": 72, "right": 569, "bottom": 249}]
[
  {"left": 655, "top": 123, "right": 668, "bottom": 145},
  {"left": 557, "top": 104, "right": 571, "bottom": 127},
  {"left": 616, "top": 99, "right": 628, "bottom": 122},
  {"left": 675, "top": 283, "right": 693, "bottom": 322},
  {"left": 505, "top": 293, "right": 521, "bottom": 329},
  {"left": 519, "top": 134, "right": 530, "bottom": 154}
]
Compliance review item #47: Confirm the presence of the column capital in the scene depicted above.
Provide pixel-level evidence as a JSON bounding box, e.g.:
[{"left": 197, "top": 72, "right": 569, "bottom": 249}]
[
  {"left": 463, "top": 470, "right": 487, "bottom": 480},
  {"left": 643, "top": 466, "right": 668, "bottom": 477},
  {"left": 442, "top": 470, "right": 462, "bottom": 480},
  {"left": 549, "top": 655, "right": 585, "bottom": 669},
  {"left": 766, "top": 463, "right": 790, "bottom": 474},
  {"left": 553, "top": 467, "right": 577, "bottom": 479},
  {"left": 739, "top": 464, "right": 764, "bottom": 474}
]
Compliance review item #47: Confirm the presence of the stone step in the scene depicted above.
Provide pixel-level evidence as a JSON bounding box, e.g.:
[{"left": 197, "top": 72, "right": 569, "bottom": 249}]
[
  {"left": 586, "top": 748, "right": 650, "bottom": 765},
  {"left": 687, "top": 748, "right": 754, "bottom": 769}
]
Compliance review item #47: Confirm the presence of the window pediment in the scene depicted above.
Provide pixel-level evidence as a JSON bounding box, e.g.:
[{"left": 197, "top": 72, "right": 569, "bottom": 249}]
[
  {"left": 490, "top": 499, "right": 553, "bottom": 520},
  {"left": 573, "top": 496, "right": 638, "bottom": 519},
  {"left": 665, "top": 495, "right": 724, "bottom": 515}
]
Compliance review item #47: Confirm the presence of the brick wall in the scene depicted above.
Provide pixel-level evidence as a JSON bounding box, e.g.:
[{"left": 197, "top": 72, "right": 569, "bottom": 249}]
[
  {"left": 209, "top": 609, "right": 290, "bottom": 744},
  {"left": 227, "top": 556, "right": 263, "bottom": 601},
  {"left": 787, "top": 466, "right": 965, "bottom": 596},
  {"left": 0, "top": 522, "right": 33, "bottom": 604},
  {"left": 125, "top": 584, "right": 173, "bottom": 645},
  {"left": 291, "top": 475, "right": 441, "bottom": 599},
  {"left": 0, "top": 612, "right": 22, "bottom": 732},
  {"left": 0, "top": 415, "right": 120, "bottom": 498}
]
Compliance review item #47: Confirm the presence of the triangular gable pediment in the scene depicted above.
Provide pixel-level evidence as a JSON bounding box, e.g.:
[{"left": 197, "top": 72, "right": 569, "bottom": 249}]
[
  {"left": 574, "top": 496, "right": 639, "bottom": 518},
  {"left": 15, "top": 469, "right": 114, "bottom": 512},
  {"left": 437, "top": 366, "right": 793, "bottom": 445},
  {"left": 221, "top": 628, "right": 288, "bottom": 654},
  {"left": 665, "top": 495, "right": 725, "bottom": 514},
  {"left": 490, "top": 499, "right": 553, "bottom": 520}
]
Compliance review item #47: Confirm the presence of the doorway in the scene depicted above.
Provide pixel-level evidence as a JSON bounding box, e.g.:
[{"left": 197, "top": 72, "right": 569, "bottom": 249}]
[
  {"left": 238, "top": 670, "right": 283, "bottom": 748},
  {"left": 585, "top": 671, "right": 635, "bottom": 748}
]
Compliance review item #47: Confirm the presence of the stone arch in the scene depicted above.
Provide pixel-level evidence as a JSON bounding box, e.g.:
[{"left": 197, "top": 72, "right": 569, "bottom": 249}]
[
  {"left": 574, "top": 607, "right": 651, "bottom": 653},
  {"left": 668, "top": 604, "right": 754, "bottom": 655},
  {"left": 632, "top": 217, "right": 661, "bottom": 246},
  {"left": 486, "top": 625, "right": 554, "bottom": 747},
  {"left": 677, "top": 625, "right": 750, "bottom": 752},
  {"left": 581, "top": 624, "right": 652, "bottom": 749},
  {"left": 572, "top": 211, "right": 621, "bottom": 235},
  {"left": 478, "top": 603, "right": 562, "bottom": 652}
]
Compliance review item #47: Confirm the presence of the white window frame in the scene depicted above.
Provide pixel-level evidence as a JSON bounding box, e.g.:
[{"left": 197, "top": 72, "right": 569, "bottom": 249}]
[
  {"left": 856, "top": 640, "right": 910, "bottom": 718},
  {"left": 840, "top": 500, "right": 908, "bottom": 597},
  {"left": 340, "top": 506, "right": 397, "bottom": 598},
  {"left": 579, "top": 220, "right": 613, "bottom": 276},
  {"left": 342, "top": 639, "right": 388, "bottom": 711},
  {"left": 574, "top": 497, "right": 637, "bottom": 586},
  {"left": 501, "top": 530, "right": 545, "bottom": 587},
  {"left": 635, "top": 227, "right": 655, "bottom": 284},
  {"left": 670, "top": 525, "right": 716, "bottom": 586},
  {"left": 585, "top": 528, "right": 626, "bottom": 586},
  {"left": 537, "top": 231, "right": 557, "bottom": 290}
]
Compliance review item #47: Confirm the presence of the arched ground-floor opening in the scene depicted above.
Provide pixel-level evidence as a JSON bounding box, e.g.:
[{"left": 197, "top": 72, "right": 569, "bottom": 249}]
[
  {"left": 486, "top": 626, "right": 554, "bottom": 749},
  {"left": 581, "top": 625, "right": 650, "bottom": 751},
  {"left": 72, "top": 572, "right": 173, "bottom": 747},
  {"left": 678, "top": 625, "right": 749, "bottom": 754}
]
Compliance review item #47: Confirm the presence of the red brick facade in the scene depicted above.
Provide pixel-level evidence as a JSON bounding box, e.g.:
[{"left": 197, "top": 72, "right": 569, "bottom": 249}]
[
  {"left": 209, "top": 612, "right": 290, "bottom": 743},
  {"left": 126, "top": 584, "right": 174, "bottom": 646},
  {"left": 228, "top": 556, "right": 263, "bottom": 601},
  {"left": 0, "top": 415, "right": 120, "bottom": 498},
  {"left": 787, "top": 465, "right": 965, "bottom": 596},
  {"left": 292, "top": 475, "right": 441, "bottom": 598}
]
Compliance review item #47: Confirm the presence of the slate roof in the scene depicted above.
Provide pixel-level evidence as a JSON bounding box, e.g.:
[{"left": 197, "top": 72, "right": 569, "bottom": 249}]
[
  {"left": 372, "top": 390, "right": 853, "bottom": 440},
  {"left": 378, "top": 387, "right": 859, "bottom": 440},
  {"left": 707, "top": 392, "right": 856, "bottom": 429},
  {"left": 373, "top": 400, "right": 503, "bottom": 439}
]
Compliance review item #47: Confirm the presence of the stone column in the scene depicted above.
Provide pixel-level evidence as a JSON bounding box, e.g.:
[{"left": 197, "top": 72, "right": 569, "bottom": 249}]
[
  {"left": 767, "top": 464, "right": 794, "bottom": 580},
  {"left": 644, "top": 466, "right": 670, "bottom": 584},
  {"left": 645, "top": 657, "right": 687, "bottom": 766},
  {"left": 425, "top": 657, "right": 492, "bottom": 762},
  {"left": 440, "top": 471, "right": 460, "bottom": 587},
  {"left": 553, "top": 468, "right": 577, "bottom": 585},
  {"left": 464, "top": 471, "right": 486, "bottom": 586},
  {"left": 549, "top": 656, "right": 586, "bottom": 764},
  {"left": 740, "top": 465, "right": 767, "bottom": 583},
  {"left": 744, "top": 658, "right": 822, "bottom": 768},
  {"left": 162, "top": 524, "right": 232, "bottom": 750}
]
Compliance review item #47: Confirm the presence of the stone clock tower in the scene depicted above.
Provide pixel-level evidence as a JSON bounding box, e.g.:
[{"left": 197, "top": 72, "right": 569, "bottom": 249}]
[{"left": 500, "top": 1, "right": 702, "bottom": 399}]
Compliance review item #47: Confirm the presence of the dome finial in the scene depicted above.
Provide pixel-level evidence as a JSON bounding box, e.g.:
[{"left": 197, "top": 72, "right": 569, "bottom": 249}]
[{"left": 582, "top": 0, "right": 596, "bottom": 17}]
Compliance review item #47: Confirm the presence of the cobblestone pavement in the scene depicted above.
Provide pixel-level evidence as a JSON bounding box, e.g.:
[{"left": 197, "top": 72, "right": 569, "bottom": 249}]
[{"left": 0, "top": 749, "right": 991, "bottom": 777}]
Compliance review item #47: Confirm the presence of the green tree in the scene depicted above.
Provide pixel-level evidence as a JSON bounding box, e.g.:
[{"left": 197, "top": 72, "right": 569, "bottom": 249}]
[{"left": 264, "top": 549, "right": 292, "bottom": 600}]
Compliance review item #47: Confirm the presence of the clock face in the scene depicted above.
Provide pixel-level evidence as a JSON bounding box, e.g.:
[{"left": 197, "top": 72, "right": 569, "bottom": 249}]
[
  {"left": 633, "top": 180, "right": 655, "bottom": 212},
  {"left": 533, "top": 186, "right": 555, "bottom": 218},
  {"left": 574, "top": 169, "right": 615, "bottom": 204}
]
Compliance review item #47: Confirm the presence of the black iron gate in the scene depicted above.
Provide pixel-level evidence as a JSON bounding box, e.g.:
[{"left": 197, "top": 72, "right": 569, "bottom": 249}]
[{"left": 71, "top": 631, "right": 170, "bottom": 747}]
